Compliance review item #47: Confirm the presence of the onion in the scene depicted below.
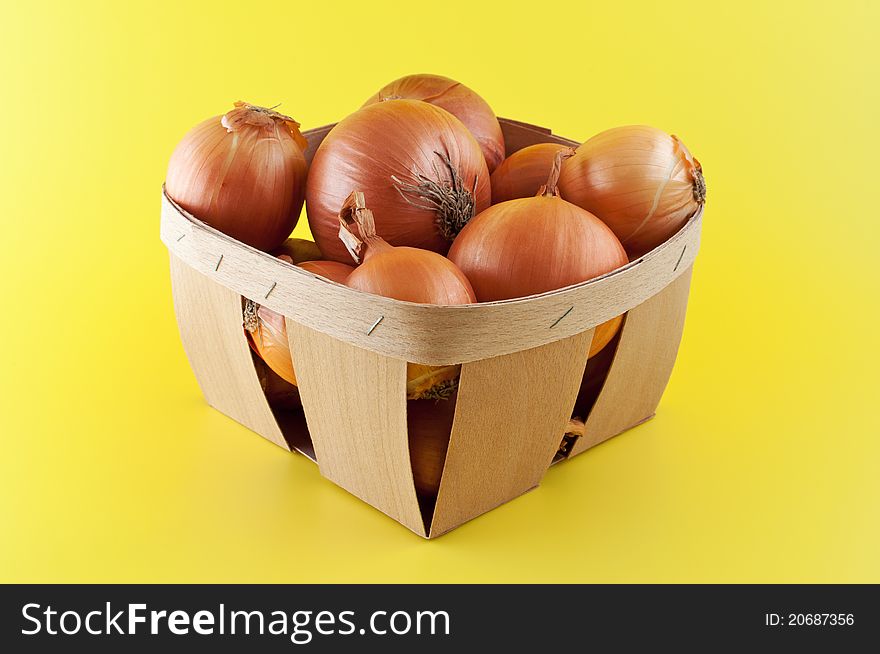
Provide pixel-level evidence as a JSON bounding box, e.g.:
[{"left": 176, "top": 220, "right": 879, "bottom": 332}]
[
  {"left": 340, "top": 192, "right": 474, "bottom": 398},
  {"left": 407, "top": 394, "right": 457, "bottom": 499},
  {"left": 362, "top": 74, "right": 505, "bottom": 172},
  {"left": 270, "top": 237, "right": 322, "bottom": 263},
  {"left": 245, "top": 259, "right": 355, "bottom": 387},
  {"left": 448, "top": 149, "right": 628, "bottom": 357},
  {"left": 490, "top": 143, "right": 569, "bottom": 203},
  {"left": 166, "top": 102, "right": 309, "bottom": 251},
  {"left": 558, "top": 125, "right": 706, "bottom": 258},
  {"left": 296, "top": 259, "right": 355, "bottom": 282},
  {"left": 589, "top": 314, "right": 623, "bottom": 358},
  {"left": 339, "top": 192, "right": 476, "bottom": 305},
  {"left": 306, "top": 100, "right": 490, "bottom": 262}
]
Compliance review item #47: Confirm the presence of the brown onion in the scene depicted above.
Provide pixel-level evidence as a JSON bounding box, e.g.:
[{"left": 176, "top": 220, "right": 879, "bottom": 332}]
[
  {"left": 340, "top": 192, "right": 474, "bottom": 399},
  {"left": 490, "top": 143, "right": 569, "bottom": 203},
  {"left": 246, "top": 259, "right": 354, "bottom": 387},
  {"left": 306, "top": 100, "right": 490, "bottom": 262},
  {"left": 339, "top": 192, "right": 476, "bottom": 305},
  {"left": 448, "top": 150, "right": 627, "bottom": 357},
  {"left": 166, "top": 102, "right": 308, "bottom": 251},
  {"left": 589, "top": 314, "right": 623, "bottom": 358},
  {"left": 558, "top": 125, "right": 705, "bottom": 258},
  {"left": 407, "top": 394, "right": 457, "bottom": 499},
  {"left": 363, "top": 74, "right": 505, "bottom": 172}
]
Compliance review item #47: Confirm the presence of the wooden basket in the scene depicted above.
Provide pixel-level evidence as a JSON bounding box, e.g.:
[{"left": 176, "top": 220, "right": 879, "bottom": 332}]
[{"left": 159, "top": 118, "right": 701, "bottom": 538}]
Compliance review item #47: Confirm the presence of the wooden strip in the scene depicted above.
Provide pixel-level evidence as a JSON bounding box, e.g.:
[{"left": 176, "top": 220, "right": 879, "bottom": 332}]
[
  {"left": 160, "top": 192, "right": 700, "bottom": 366},
  {"left": 169, "top": 255, "right": 287, "bottom": 449},
  {"left": 303, "top": 124, "right": 333, "bottom": 165},
  {"left": 304, "top": 118, "right": 575, "bottom": 161},
  {"left": 499, "top": 118, "right": 579, "bottom": 154},
  {"left": 429, "top": 330, "right": 593, "bottom": 537},
  {"left": 570, "top": 267, "right": 694, "bottom": 455},
  {"left": 286, "top": 319, "right": 425, "bottom": 536}
]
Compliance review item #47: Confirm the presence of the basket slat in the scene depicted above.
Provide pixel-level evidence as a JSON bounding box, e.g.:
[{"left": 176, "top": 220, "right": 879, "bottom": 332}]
[
  {"left": 286, "top": 319, "right": 425, "bottom": 536},
  {"left": 499, "top": 119, "right": 578, "bottom": 154},
  {"left": 571, "top": 266, "right": 694, "bottom": 455},
  {"left": 169, "top": 255, "right": 288, "bottom": 449},
  {"left": 429, "top": 329, "right": 594, "bottom": 537}
]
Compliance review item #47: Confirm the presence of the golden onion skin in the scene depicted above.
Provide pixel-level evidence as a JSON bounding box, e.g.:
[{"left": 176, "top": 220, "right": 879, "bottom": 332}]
[
  {"left": 363, "top": 74, "right": 504, "bottom": 172},
  {"left": 558, "top": 125, "right": 705, "bottom": 258},
  {"left": 306, "top": 100, "right": 490, "bottom": 263},
  {"left": 166, "top": 103, "right": 308, "bottom": 252},
  {"left": 448, "top": 196, "right": 627, "bottom": 301},
  {"left": 491, "top": 143, "right": 570, "bottom": 204}
]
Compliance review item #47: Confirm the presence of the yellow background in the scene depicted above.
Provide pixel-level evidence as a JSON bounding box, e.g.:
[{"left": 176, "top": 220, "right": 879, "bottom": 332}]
[{"left": 1, "top": 0, "right": 878, "bottom": 583}]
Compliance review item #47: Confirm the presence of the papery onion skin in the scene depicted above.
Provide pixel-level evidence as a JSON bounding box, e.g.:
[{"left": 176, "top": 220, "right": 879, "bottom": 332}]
[
  {"left": 363, "top": 74, "right": 505, "bottom": 172},
  {"left": 558, "top": 125, "right": 705, "bottom": 258},
  {"left": 166, "top": 102, "right": 309, "bottom": 252},
  {"left": 490, "top": 143, "right": 570, "bottom": 203},
  {"left": 448, "top": 195, "right": 627, "bottom": 301},
  {"left": 306, "top": 100, "right": 490, "bottom": 263},
  {"left": 251, "top": 303, "right": 297, "bottom": 385}
]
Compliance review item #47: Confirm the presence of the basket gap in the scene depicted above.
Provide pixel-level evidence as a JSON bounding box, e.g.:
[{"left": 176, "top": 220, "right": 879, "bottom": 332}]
[
  {"left": 406, "top": 388, "right": 459, "bottom": 535},
  {"left": 240, "top": 297, "right": 316, "bottom": 460}
]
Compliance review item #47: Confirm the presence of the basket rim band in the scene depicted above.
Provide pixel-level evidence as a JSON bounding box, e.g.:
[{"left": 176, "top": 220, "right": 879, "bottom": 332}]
[{"left": 160, "top": 118, "right": 702, "bottom": 365}]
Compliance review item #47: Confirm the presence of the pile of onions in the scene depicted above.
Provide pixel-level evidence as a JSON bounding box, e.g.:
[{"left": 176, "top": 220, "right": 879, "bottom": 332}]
[
  {"left": 246, "top": 257, "right": 354, "bottom": 387},
  {"left": 448, "top": 150, "right": 629, "bottom": 357},
  {"left": 306, "top": 100, "right": 490, "bottom": 262},
  {"left": 558, "top": 125, "right": 706, "bottom": 258},
  {"left": 362, "top": 74, "right": 505, "bottom": 172},
  {"left": 490, "top": 143, "right": 570, "bottom": 203},
  {"left": 407, "top": 392, "right": 457, "bottom": 500},
  {"left": 166, "top": 102, "right": 308, "bottom": 251},
  {"left": 339, "top": 192, "right": 475, "bottom": 398}
]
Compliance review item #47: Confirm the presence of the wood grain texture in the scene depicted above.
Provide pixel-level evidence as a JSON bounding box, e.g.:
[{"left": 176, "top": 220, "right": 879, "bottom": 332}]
[
  {"left": 169, "top": 255, "right": 288, "bottom": 449},
  {"left": 160, "top": 192, "right": 700, "bottom": 365},
  {"left": 286, "top": 319, "right": 425, "bottom": 536},
  {"left": 429, "top": 330, "right": 594, "bottom": 537},
  {"left": 570, "top": 266, "right": 694, "bottom": 456},
  {"left": 303, "top": 124, "right": 333, "bottom": 166}
]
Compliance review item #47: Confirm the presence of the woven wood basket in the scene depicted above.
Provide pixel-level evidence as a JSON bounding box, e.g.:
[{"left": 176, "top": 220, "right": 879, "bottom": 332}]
[{"left": 159, "top": 118, "right": 702, "bottom": 538}]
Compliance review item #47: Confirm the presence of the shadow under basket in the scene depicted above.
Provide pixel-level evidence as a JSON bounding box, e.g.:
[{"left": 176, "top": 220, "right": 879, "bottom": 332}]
[{"left": 160, "top": 118, "right": 702, "bottom": 538}]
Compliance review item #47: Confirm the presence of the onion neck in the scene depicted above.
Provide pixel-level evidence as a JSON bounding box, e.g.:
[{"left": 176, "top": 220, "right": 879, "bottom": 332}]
[
  {"left": 692, "top": 164, "right": 707, "bottom": 204},
  {"left": 538, "top": 147, "right": 576, "bottom": 198},
  {"left": 222, "top": 102, "right": 308, "bottom": 150},
  {"left": 672, "top": 135, "right": 707, "bottom": 205},
  {"left": 337, "top": 191, "right": 394, "bottom": 263}
]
